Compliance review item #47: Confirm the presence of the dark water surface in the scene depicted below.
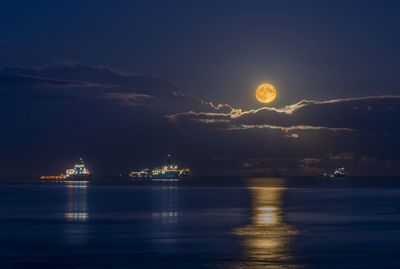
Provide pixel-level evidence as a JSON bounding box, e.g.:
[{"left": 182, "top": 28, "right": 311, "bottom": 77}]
[{"left": 0, "top": 177, "right": 399, "bottom": 268}]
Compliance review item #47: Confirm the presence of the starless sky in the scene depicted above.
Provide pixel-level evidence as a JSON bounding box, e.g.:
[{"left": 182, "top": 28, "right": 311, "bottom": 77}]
[{"left": 0, "top": 0, "right": 400, "bottom": 176}]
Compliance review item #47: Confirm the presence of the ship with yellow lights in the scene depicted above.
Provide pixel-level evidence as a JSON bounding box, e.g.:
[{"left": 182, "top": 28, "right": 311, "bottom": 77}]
[
  {"left": 40, "top": 157, "right": 92, "bottom": 181},
  {"left": 125, "top": 154, "right": 190, "bottom": 180}
]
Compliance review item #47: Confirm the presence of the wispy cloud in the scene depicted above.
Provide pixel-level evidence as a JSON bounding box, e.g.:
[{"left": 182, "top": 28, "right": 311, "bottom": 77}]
[
  {"left": 329, "top": 152, "right": 355, "bottom": 160},
  {"left": 0, "top": 62, "right": 131, "bottom": 76},
  {"left": 223, "top": 124, "right": 354, "bottom": 132},
  {"left": 0, "top": 74, "right": 120, "bottom": 88},
  {"left": 103, "top": 92, "right": 154, "bottom": 106},
  {"left": 300, "top": 158, "right": 322, "bottom": 165},
  {"left": 191, "top": 95, "right": 400, "bottom": 119},
  {"left": 167, "top": 96, "right": 400, "bottom": 125},
  {"left": 166, "top": 95, "right": 400, "bottom": 137}
]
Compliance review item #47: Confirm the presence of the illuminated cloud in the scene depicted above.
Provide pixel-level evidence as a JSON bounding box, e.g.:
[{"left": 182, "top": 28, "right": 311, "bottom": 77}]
[
  {"left": 223, "top": 124, "right": 354, "bottom": 133},
  {"left": 285, "top": 133, "right": 299, "bottom": 139},
  {"left": 166, "top": 95, "right": 400, "bottom": 137},
  {"left": 233, "top": 95, "right": 400, "bottom": 117},
  {"left": 170, "top": 95, "right": 400, "bottom": 120},
  {"left": 1, "top": 62, "right": 399, "bottom": 176}
]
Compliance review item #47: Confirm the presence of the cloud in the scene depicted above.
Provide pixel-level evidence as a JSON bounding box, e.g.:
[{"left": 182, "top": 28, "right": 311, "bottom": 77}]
[
  {"left": 211, "top": 156, "right": 230, "bottom": 161},
  {"left": 225, "top": 154, "right": 400, "bottom": 176},
  {"left": 0, "top": 62, "right": 177, "bottom": 96},
  {"left": 167, "top": 95, "right": 400, "bottom": 137},
  {"left": 0, "top": 74, "right": 116, "bottom": 88},
  {"left": 8, "top": 63, "right": 398, "bottom": 139},
  {"left": 300, "top": 158, "right": 322, "bottom": 165},
  {"left": 170, "top": 95, "right": 400, "bottom": 118},
  {"left": 171, "top": 95, "right": 400, "bottom": 121},
  {"left": 223, "top": 156, "right": 324, "bottom": 176},
  {"left": 285, "top": 133, "right": 299, "bottom": 138},
  {"left": 223, "top": 124, "right": 354, "bottom": 133},
  {"left": 359, "top": 156, "right": 377, "bottom": 165},
  {"left": 0, "top": 63, "right": 181, "bottom": 108},
  {"left": 103, "top": 92, "right": 154, "bottom": 106},
  {"left": 1, "top": 62, "right": 399, "bottom": 176},
  {"left": 230, "top": 95, "right": 400, "bottom": 118},
  {"left": 329, "top": 152, "right": 355, "bottom": 160}
]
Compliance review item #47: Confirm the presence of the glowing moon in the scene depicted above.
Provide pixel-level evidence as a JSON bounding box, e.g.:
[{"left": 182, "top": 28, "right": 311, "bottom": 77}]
[{"left": 256, "top": 83, "right": 277, "bottom": 103}]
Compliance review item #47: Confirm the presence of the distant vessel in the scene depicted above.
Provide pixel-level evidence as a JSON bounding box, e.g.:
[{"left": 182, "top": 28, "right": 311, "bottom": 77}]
[
  {"left": 41, "top": 157, "right": 92, "bottom": 181},
  {"left": 331, "top": 167, "right": 347, "bottom": 178},
  {"left": 318, "top": 167, "right": 348, "bottom": 179},
  {"left": 65, "top": 158, "right": 92, "bottom": 181},
  {"left": 124, "top": 154, "right": 190, "bottom": 180}
]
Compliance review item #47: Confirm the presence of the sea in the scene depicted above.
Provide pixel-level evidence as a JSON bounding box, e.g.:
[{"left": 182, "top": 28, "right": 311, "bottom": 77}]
[{"left": 0, "top": 177, "right": 399, "bottom": 268}]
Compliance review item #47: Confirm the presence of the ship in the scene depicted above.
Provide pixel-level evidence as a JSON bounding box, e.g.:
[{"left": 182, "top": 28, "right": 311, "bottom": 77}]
[
  {"left": 125, "top": 154, "right": 190, "bottom": 180},
  {"left": 65, "top": 158, "right": 92, "bottom": 181},
  {"left": 330, "top": 167, "right": 347, "bottom": 178},
  {"left": 40, "top": 157, "right": 92, "bottom": 181},
  {"left": 318, "top": 167, "right": 348, "bottom": 179}
]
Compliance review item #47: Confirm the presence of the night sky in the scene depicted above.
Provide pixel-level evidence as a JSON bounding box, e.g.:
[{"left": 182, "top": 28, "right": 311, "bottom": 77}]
[{"left": 1, "top": 1, "right": 400, "bottom": 176}]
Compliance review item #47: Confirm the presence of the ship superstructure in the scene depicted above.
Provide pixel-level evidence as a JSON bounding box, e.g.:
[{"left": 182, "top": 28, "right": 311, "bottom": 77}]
[
  {"left": 66, "top": 158, "right": 91, "bottom": 180},
  {"left": 41, "top": 157, "right": 91, "bottom": 181},
  {"left": 331, "top": 167, "right": 347, "bottom": 178},
  {"left": 127, "top": 154, "right": 190, "bottom": 180},
  {"left": 318, "top": 167, "right": 348, "bottom": 179}
]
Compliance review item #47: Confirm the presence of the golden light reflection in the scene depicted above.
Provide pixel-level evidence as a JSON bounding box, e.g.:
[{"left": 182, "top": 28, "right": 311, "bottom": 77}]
[
  {"left": 152, "top": 185, "right": 178, "bottom": 224},
  {"left": 65, "top": 181, "right": 88, "bottom": 221},
  {"left": 235, "top": 180, "right": 297, "bottom": 268}
]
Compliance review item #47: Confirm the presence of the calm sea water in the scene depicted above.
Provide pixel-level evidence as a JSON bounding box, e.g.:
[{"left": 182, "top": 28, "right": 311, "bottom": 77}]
[{"left": 0, "top": 177, "right": 399, "bottom": 268}]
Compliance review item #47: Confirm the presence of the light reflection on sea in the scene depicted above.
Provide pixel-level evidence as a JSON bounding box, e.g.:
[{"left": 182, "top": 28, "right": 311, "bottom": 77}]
[
  {"left": 64, "top": 181, "right": 89, "bottom": 245},
  {"left": 0, "top": 177, "right": 399, "bottom": 268},
  {"left": 151, "top": 185, "right": 178, "bottom": 224},
  {"left": 233, "top": 179, "right": 297, "bottom": 269},
  {"left": 65, "top": 181, "right": 89, "bottom": 222}
]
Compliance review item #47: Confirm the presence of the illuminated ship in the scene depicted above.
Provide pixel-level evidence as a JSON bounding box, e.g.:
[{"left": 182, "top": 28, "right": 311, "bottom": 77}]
[
  {"left": 330, "top": 167, "right": 347, "bottom": 178},
  {"left": 127, "top": 154, "right": 190, "bottom": 180},
  {"left": 65, "top": 158, "right": 92, "bottom": 181},
  {"left": 41, "top": 158, "right": 92, "bottom": 181},
  {"left": 318, "top": 167, "right": 347, "bottom": 179}
]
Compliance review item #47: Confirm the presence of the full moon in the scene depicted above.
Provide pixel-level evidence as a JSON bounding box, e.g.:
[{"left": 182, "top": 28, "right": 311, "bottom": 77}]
[{"left": 255, "top": 83, "right": 277, "bottom": 103}]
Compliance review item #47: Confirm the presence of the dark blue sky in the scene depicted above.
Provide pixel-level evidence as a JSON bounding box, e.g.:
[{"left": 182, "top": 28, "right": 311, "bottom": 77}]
[
  {"left": 0, "top": 1, "right": 400, "bottom": 176},
  {"left": 2, "top": 1, "right": 400, "bottom": 105}
]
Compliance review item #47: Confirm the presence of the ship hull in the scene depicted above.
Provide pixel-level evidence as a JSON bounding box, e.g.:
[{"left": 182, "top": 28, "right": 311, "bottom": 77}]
[
  {"left": 130, "top": 171, "right": 188, "bottom": 180},
  {"left": 126, "top": 155, "right": 190, "bottom": 180},
  {"left": 65, "top": 174, "right": 92, "bottom": 181},
  {"left": 330, "top": 175, "right": 347, "bottom": 179},
  {"left": 152, "top": 172, "right": 180, "bottom": 179}
]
